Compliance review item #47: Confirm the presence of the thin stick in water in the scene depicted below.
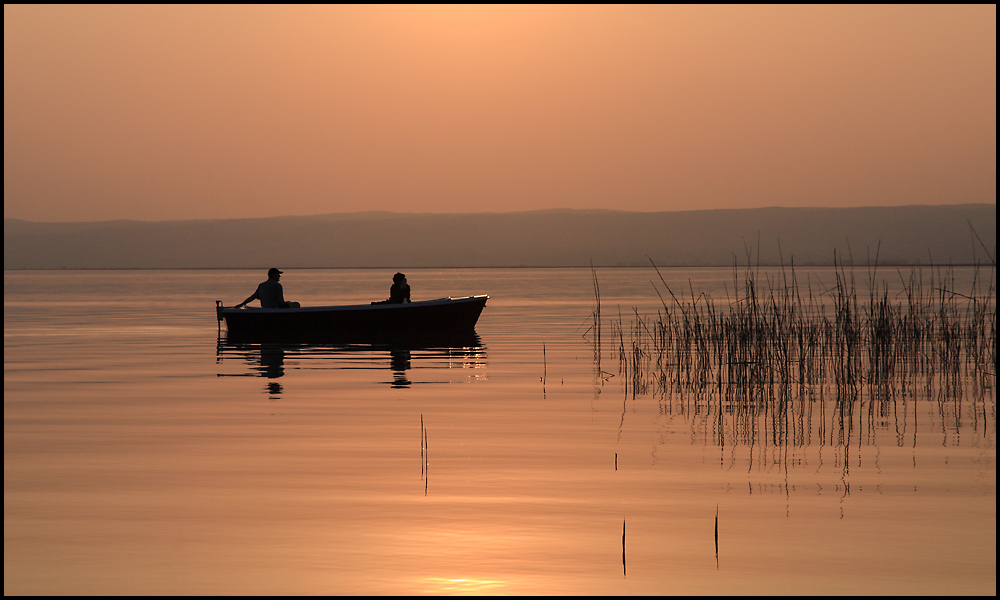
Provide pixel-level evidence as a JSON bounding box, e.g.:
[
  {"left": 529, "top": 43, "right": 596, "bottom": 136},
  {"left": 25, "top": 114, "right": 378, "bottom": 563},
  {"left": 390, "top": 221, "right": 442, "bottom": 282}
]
[
  {"left": 622, "top": 518, "right": 627, "bottom": 578},
  {"left": 715, "top": 504, "right": 719, "bottom": 569}
]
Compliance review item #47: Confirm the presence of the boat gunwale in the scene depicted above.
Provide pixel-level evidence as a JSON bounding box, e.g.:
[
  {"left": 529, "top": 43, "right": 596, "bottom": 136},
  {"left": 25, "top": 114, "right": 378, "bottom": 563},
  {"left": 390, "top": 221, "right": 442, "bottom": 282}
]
[{"left": 219, "top": 294, "right": 488, "bottom": 315}]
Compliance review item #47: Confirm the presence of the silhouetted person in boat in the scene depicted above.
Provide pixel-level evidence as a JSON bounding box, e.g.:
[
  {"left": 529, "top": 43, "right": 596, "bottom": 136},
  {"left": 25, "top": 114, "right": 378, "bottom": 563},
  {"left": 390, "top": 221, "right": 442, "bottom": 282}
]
[
  {"left": 236, "top": 268, "right": 300, "bottom": 309},
  {"left": 372, "top": 272, "right": 411, "bottom": 304}
]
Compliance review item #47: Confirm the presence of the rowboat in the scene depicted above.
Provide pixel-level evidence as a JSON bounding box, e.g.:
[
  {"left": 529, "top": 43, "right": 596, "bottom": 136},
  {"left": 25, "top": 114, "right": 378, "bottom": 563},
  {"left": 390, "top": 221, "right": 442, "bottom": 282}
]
[{"left": 216, "top": 295, "right": 488, "bottom": 342}]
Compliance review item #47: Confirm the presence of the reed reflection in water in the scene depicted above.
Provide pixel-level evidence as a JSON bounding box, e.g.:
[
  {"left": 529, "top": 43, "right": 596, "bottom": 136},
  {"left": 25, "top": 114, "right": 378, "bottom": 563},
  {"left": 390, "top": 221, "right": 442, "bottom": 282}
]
[{"left": 597, "top": 260, "right": 995, "bottom": 507}]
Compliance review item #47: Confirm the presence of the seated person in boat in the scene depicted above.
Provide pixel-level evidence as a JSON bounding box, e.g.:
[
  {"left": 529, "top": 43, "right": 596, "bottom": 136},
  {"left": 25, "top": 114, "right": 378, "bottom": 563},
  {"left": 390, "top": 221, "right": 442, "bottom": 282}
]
[
  {"left": 372, "top": 272, "right": 411, "bottom": 304},
  {"left": 236, "top": 268, "right": 300, "bottom": 309}
]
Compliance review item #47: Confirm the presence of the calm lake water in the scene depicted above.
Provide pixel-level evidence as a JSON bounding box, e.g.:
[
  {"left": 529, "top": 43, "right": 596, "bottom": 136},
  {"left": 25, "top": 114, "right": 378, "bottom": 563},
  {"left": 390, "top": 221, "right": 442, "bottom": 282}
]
[{"left": 4, "top": 267, "right": 995, "bottom": 594}]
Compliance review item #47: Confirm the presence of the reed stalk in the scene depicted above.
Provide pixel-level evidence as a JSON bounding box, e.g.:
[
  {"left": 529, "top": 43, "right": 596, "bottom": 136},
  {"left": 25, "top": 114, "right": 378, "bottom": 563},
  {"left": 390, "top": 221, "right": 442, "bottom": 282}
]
[{"left": 614, "top": 256, "right": 995, "bottom": 403}]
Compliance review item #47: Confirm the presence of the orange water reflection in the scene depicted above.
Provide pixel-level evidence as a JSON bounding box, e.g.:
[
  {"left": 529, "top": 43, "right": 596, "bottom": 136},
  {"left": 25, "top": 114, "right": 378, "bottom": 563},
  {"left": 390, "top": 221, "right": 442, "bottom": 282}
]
[
  {"left": 216, "top": 334, "right": 488, "bottom": 394},
  {"left": 420, "top": 577, "right": 508, "bottom": 595},
  {"left": 4, "top": 268, "right": 995, "bottom": 595}
]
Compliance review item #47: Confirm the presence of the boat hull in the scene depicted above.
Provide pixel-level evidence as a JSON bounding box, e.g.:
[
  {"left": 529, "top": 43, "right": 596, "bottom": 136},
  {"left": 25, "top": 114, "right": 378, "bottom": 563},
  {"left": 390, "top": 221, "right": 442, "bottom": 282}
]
[{"left": 218, "top": 295, "right": 487, "bottom": 343}]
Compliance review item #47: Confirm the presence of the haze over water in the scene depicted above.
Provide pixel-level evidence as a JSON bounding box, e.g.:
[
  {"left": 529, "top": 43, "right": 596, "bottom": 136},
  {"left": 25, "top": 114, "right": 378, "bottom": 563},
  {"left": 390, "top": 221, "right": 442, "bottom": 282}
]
[
  {"left": 4, "top": 5, "right": 996, "bottom": 594},
  {"left": 4, "top": 268, "right": 995, "bottom": 594}
]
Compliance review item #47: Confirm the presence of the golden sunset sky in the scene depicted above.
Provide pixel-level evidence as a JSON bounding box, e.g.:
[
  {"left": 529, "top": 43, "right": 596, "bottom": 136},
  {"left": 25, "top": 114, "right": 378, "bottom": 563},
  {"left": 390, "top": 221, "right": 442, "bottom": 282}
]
[{"left": 4, "top": 5, "right": 995, "bottom": 222}]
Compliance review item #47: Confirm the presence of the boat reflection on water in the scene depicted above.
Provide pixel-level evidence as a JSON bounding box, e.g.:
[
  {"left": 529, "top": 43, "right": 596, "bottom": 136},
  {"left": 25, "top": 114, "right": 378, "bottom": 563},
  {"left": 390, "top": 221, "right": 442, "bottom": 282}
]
[{"left": 216, "top": 332, "right": 487, "bottom": 394}]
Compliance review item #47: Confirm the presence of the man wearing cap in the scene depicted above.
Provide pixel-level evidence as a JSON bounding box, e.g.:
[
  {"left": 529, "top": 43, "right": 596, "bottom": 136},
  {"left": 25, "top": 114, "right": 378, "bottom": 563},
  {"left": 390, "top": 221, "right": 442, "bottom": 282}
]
[{"left": 236, "top": 268, "right": 299, "bottom": 309}]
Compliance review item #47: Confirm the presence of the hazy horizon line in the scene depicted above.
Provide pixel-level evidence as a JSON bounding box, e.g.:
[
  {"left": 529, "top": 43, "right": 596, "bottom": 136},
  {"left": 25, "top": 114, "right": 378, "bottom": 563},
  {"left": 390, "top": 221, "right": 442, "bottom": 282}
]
[
  {"left": 7, "top": 204, "right": 993, "bottom": 270},
  {"left": 5, "top": 202, "right": 995, "bottom": 225},
  {"left": 5, "top": 262, "right": 996, "bottom": 272}
]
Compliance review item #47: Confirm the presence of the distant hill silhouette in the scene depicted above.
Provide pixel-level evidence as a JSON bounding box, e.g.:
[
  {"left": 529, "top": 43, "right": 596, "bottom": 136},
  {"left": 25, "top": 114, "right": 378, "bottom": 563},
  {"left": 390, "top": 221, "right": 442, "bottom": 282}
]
[{"left": 4, "top": 205, "right": 995, "bottom": 269}]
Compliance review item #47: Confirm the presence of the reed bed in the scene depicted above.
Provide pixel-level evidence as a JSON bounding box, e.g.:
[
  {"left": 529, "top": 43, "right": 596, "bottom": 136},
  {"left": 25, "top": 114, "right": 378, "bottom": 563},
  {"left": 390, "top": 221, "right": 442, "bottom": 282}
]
[
  {"left": 595, "top": 255, "right": 995, "bottom": 467},
  {"left": 606, "top": 255, "right": 996, "bottom": 401}
]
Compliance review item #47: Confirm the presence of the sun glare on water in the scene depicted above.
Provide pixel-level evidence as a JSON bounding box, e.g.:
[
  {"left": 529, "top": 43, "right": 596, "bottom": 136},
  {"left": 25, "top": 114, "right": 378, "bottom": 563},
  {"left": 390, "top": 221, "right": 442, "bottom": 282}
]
[{"left": 420, "top": 576, "right": 507, "bottom": 595}]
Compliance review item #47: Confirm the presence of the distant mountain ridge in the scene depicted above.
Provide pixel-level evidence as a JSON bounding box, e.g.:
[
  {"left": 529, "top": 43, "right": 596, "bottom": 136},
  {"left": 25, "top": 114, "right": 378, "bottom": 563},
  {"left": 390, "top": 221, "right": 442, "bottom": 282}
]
[{"left": 4, "top": 205, "right": 995, "bottom": 269}]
